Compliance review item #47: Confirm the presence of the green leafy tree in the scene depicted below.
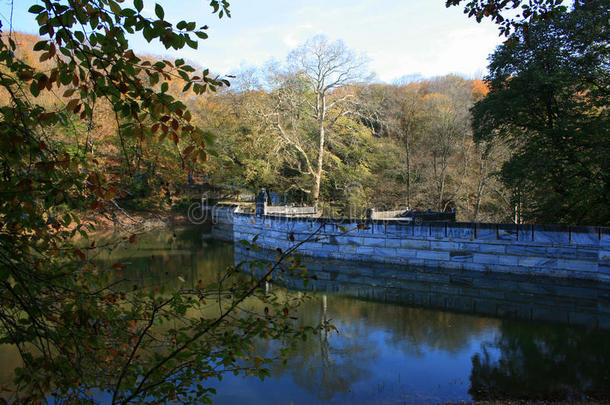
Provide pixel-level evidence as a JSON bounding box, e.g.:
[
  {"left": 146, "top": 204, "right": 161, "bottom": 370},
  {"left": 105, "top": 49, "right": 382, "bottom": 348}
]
[
  {"left": 470, "top": 0, "right": 609, "bottom": 224},
  {"left": 445, "top": 0, "right": 579, "bottom": 36},
  {"left": 0, "top": 1, "right": 318, "bottom": 403}
]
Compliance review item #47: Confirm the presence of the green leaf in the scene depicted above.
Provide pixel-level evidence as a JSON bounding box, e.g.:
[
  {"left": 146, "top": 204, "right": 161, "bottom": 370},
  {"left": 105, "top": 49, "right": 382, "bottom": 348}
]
[
  {"left": 33, "top": 41, "right": 47, "bottom": 51},
  {"left": 30, "top": 81, "right": 40, "bottom": 97},
  {"left": 109, "top": 0, "right": 122, "bottom": 15},
  {"left": 28, "top": 5, "right": 44, "bottom": 13},
  {"left": 185, "top": 36, "right": 198, "bottom": 50},
  {"left": 161, "top": 82, "right": 168, "bottom": 93},
  {"left": 134, "top": 0, "right": 143, "bottom": 12},
  {"left": 155, "top": 3, "right": 164, "bottom": 19}
]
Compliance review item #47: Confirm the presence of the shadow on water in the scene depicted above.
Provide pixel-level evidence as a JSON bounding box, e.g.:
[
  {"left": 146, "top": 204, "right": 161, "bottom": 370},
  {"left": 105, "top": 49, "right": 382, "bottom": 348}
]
[{"left": 470, "top": 320, "right": 610, "bottom": 401}]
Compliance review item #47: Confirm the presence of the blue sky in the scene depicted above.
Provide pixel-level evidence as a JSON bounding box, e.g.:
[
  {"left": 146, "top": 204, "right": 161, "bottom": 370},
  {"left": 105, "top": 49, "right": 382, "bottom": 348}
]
[{"left": 0, "top": 0, "right": 504, "bottom": 83}]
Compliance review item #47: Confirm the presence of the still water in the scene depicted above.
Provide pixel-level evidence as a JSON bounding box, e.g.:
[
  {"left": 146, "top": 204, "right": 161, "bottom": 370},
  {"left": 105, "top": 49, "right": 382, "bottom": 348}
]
[{"left": 2, "top": 227, "right": 610, "bottom": 404}]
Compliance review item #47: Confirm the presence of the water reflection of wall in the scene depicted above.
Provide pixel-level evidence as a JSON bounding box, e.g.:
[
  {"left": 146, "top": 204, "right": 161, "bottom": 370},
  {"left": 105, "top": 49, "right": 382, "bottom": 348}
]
[{"left": 235, "top": 246, "right": 610, "bottom": 330}]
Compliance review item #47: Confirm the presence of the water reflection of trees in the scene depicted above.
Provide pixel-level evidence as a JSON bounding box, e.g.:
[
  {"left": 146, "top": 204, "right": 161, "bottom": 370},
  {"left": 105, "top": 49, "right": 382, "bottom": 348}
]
[
  {"left": 470, "top": 320, "right": 610, "bottom": 400},
  {"left": 257, "top": 292, "right": 496, "bottom": 401},
  {"left": 327, "top": 297, "right": 495, "bottom": 356},
  {"left": 94, "top": 228, "right": 235, "bottom": 291},
  {"left": 264, "top": 294, "right": 378, "bottom": 401}
]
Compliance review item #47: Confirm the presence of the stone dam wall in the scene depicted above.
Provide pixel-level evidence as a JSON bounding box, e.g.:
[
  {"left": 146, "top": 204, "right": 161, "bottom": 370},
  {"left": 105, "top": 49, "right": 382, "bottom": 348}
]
[{"left": 228, "top": 211, "right": 610, "bottom": 283}]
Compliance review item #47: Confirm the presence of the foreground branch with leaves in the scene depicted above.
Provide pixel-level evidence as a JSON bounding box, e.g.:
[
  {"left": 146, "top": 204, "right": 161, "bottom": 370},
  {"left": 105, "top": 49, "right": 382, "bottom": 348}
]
[{"left": 0, "top": 1, "right": 322, "bottom": 403}]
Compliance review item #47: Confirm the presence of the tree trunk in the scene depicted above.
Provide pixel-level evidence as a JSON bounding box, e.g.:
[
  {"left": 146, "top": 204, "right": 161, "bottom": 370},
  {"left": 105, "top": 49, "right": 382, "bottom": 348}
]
[
  {"left": 312, "top": 93, "right": 326, "bottom": 206},
  {"left": 474, "top": 159, "right": 487, "bottom": 222},
  {"left": 405, "top": 133, "right": 411, "bottom": 208},
  {"left": 312, "top": 121, "right": 325, "bottom": 206},
  {"left": 474, "top": 179, "right": 485, "bottom": 222}
]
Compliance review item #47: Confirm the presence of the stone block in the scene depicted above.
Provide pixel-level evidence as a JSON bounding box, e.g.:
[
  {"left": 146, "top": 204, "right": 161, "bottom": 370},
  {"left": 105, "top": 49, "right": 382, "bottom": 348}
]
[
  {"left": 473, "top": 253, "right": 501, "bottom": 265},
  {"left": 362, "top": 236, "right": 387, "bottom": 248},
  {"left": 556, "top": 258, "right": 597, "bottom": 272},
  {"left": 546, "top": 247, "right": 598, "bottom": 260},
  {"left": 449, "top": 251, "right": 474, "bottom": 262},
  {"left": 371, "top": 247, "right": 397, "bottom": 261},
  {"left": 342, "top": 235, "right": 365, "bottom": 247},
  {"left": 266, "top": 230, "right": 286, "bottom": 240},
  {"left": 457, "top": 242, "right": 481, "bottom": 252},
  {"left": 518, "top": 256, "right": 556, "bottom": 268},
  {"left": 430, "top": 240, "right": 461, "bottom": 251},
  {"left": 385, "top": 238, "right": 403, "bottom": 248},
  {"left": 401, "top": 239, "right": 430, "bottom": 249},
  {"left": 354, "top": 246, "right": 376, "bottom": 255},
  {"left": 395, "top": 248, "right": 419, "bottom": 259},
  {"left": 498, "top": 256, "right": 519, "bottom": 266},
  {"left": 477, "top": 243, "right": 506, "bottom": 254},
  {"left": 416, "top": 250, "right": 450, "bottom": 261},
  {"left": 505, "top": 245, "right": 547, "bottom": 256}
]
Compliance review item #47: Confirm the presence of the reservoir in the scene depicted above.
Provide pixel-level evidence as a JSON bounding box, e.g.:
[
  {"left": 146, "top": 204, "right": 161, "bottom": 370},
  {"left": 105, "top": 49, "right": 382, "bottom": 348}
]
[{"left": 1, "top": 226, "right": 608, "bottom": 404}]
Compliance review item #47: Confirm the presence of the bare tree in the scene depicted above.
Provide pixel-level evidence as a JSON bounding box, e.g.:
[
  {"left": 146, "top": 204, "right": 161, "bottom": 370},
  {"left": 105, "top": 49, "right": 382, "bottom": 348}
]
[{"left": 286, "top": 35, "right": 370, "bottom": 206}]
